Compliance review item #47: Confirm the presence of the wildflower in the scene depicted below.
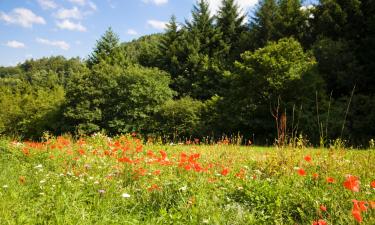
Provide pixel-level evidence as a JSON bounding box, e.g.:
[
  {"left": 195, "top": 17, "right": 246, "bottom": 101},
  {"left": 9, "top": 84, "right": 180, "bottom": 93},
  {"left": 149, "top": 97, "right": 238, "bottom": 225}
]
[
  {"left": 326, "top": 177, "right": 335, "bottom": 183},
  {"left": 235, "top": 168, "right": 246, "bottom": 179},
  {"left": 320, "top": 205, "right": 327, "bottom": 212},
  {"left": 304, "top": 155, "right": 312, "bottom": 163},
  {"left": 2, "top": 185, "right": 8, "bottom": 188},
  {"left": 179, "top": 186, "right": 187, "bottom": 191},
  {"left": 313, "top": 173, "right": 319, "bottom": 179},
  {"left": 297, "top": 168, "right": 306, "bottom": 176},
  {"left": 312, "top": 219, "right": 327, "bottom": 225},
  {"left": 221, "top": 168, "right": 230, "bottom": 176},
  {"left": 352, "top": 209, "right": 362, "bottom": 223},
  {"left": 78, "top": 149, "right": 85, "bottom": 155},
  {"left": 369, "top": 201, "right": 375, "bottom": 209},
  {"left": 159, "top": 150, "right": 167, "bottom": 160},
  {"left": 371, "top": 180, "right": 375, "bottom": 189},
  {"left": 153, "top": 170, "right": 161, "bottom": 175},
  {"left": 34, "top": 164, "right": 43, "bottom": 169},
  {"left": 148, "top": 184, "right": 160, "bottom": 191},
  {"left": 359, "top": 201, "right": 367, "bottom": 212},
  {"left": 99, "top": 189, "right": 105, "bottom": 194},
  {"left": 343, "top": 175, "right": 360, "bottom": 192},
  {"left": 121, "top": 193, "right": 131, "bottom": 198}
]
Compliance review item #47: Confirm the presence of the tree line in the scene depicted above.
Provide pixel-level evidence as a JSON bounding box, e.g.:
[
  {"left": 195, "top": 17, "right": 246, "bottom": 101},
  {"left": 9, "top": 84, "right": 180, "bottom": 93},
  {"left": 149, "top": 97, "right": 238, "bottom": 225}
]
[{"left": 1, "top": 0, "right": 374, "bottom": 147}]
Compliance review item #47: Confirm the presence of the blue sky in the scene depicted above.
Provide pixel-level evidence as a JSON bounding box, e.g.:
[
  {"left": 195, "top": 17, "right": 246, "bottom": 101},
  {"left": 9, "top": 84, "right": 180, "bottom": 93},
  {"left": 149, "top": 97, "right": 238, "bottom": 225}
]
[{"left": 0, "top": 0, "right": 316, "bottom": 66}]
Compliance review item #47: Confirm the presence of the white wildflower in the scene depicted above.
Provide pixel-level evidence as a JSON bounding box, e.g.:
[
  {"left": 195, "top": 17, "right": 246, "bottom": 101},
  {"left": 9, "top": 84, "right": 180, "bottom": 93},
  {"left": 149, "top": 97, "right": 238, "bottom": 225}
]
[{"left": 121, "top": 193, "right": 131, "bottom": 198}]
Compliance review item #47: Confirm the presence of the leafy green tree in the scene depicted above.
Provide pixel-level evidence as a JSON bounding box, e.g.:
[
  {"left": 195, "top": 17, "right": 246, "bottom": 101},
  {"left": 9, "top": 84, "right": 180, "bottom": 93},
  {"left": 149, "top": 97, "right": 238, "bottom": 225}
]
[
  {"left": 105, "top": 65, "right": 174, "bottom": 134},
  {"left": 64, "top": 63, "right": 173, "bottom": 135},
  {"left": 222, "top": 38, "right": 319, "bottom": 143},
  {"left": 155, "top": 97, "right": 204, "bottom": 140}
]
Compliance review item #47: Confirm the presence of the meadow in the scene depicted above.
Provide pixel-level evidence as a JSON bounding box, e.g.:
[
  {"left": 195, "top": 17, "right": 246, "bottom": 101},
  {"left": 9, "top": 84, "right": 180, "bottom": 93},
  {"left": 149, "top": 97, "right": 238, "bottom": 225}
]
[{"left": 0, "top": 134, "right": 374, "bottom": 224}]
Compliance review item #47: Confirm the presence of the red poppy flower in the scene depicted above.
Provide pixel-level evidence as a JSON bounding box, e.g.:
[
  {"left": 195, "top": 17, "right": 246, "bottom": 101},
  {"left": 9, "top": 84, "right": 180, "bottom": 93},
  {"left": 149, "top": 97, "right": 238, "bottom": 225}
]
[
  {"left": 304, "top": 155, "right": 312, "bottom": 162},
  {"left": 343, "top": 175, "right": 360, "bottom": 192},
  {"left": 352, "top": 209, "right": 362, "bottom": 223},
  {"left": 371, "top": 180, "right": 375, "bottom": 189},
  {"left": 312, "top": 219, "right": 327, "bottom": 225},
  {"left": 313, "top": 173, "right": 319, "bottom": 179},
  {"left": 326, "top": 177, "right": 335, "bottom": 183},
  {"left": 297, "top": 168, "right": 306, "bottom": 176},
  {"left": 159, "top": 150, "right": 167, "bottom": 160},
  {"left": 359, "top": 201, "right": 367, "bottom": 212},
  {"left": 221, "top": 168, "right": 230, "bottom": 176},
  {"left": 320, "top": 205, "right": 327, "bottom": 212},
  {"left": 153, "top": 170, "right": 161, "bottom": 175}
]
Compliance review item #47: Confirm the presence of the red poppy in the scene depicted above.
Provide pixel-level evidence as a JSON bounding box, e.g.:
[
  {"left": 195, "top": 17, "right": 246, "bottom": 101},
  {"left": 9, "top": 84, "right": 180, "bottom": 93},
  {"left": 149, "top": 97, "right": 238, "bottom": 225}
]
[
  {"left": 78, "top": 149, "right": 85, "bottom": 155},
  {"left": 312, "top": 219, "right": 327, "bottom": 225},
  {"left": 153, "top": 170, "right": 161, "bottom": 175},
  {"left": 313, "top": 173, "right": 319, "bottom": 179},
  {"left": 221, "top": 168, "right": 230, "bottom": 176},
  {"left": 352, "top": 209, "right": 362, "bottom": 223},
  {"left": 159, "top": 150, "right": 167, "bottom": 160},
  {"left": 371, "top": 180, "right": 375, "bottom": 189},
  {"left": 147, "top": 184, "right": 160, "bottom": 191},
  {"left": 235, "top": 168, "right": 246, "bottom": 179},
  {"left": 118, "top": 157, "right": 133, "bottom": 163},
  {"left": 359, "top": 201, "right": 367, "bottom": 212},
  {"left": 326, "top": 177, "right": 335, "bottom": 183},
  {"left": 343, "top": 175, "right": 360, "bottom": 192},
  {"left": 320, "top": 205, "right": 327, "bottom": 212},
  {"left": 297, "top": 168, "right": 306, "bottom": 176},
  {"left": 304, "top": 155, "right": 312, "bottom": 162}
]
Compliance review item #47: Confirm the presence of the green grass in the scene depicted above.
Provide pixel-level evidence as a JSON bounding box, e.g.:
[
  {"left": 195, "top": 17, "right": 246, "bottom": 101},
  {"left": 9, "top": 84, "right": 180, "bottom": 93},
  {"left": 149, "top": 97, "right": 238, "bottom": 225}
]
[{"left": 0, "top": 135, "right": 374, "bottom": 224}]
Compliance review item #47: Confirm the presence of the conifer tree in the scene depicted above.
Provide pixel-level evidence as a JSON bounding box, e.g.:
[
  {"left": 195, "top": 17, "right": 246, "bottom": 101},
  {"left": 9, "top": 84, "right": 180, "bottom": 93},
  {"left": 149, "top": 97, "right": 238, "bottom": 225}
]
[
  {"left": 87, "top": 27, "right": 127, "bottom": 68},
  {"left": 216, "top": 0, "right": 247, "bottom": 63}
]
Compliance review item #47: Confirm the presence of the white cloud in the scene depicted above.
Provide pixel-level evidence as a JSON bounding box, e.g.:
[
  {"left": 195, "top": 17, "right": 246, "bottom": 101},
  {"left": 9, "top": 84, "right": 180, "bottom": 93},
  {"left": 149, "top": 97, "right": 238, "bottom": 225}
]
[
  {"left": 54, "top": 7, "right": 83, "bottom": 20},
  {"left": 147, "top": 20, "right": 167, "bottom": 30},
  {"left": 5, "top": 40, "right": 25, "bottom": 48},
  {"left": 68, "top": 0, "right": 97, "bottom": 11},
  {"left": 37, "top": 0, "right": 57, "bottom": 10},
  {"left": 143, "top": 0, "right": 168, "bottom": 5},
  {"left": 0, "top": 8, "right": 46, "bottom": 28},
  {"left": 56, "top": 19, "right": 87, "bottom": 32},
  {"left": 206, "top": 0, "right": 258, "bottom": 15},
  {"left": 127, "top": 29, "right": 138, "bottom": 35},
  {"left": 68, "top": 0, "right": 86, "bottom": 6},
  {"left": 36, "top": 38, "right": 70, "bottom": 50}
]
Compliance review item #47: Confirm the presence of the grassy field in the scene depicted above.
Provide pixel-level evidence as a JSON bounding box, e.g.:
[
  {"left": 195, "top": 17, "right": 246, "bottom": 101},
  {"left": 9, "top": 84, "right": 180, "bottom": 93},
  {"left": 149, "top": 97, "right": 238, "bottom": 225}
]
[{"left": 0, "top": 134, "right": 374, "bottom": 224}]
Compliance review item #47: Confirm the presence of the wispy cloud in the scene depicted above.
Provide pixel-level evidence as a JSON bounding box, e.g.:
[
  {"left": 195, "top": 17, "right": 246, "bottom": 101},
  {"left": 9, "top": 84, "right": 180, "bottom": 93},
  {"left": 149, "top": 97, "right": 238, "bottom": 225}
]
[
  {"left": 143, "top": 0, "right": 168, "bottom": 6},
  {"left": 68, "top": 0, "right": 97, "bottom": 11},
  {"left": 36, "top": 38, "right": 70, "bottom": 50},
  {"left": 56, "top": 20, "right": 87, "bottom": 32},
  {"left": 5, "top": 40, "right": 26, "bottom": 48},
  {"left": 0, "top": 8, "right": 46, "bottom": 28},
  {"left": 68, "top": 0, "right": 86, "bottom": 6},
  {"left": 37, "top": 0, "right": 57, "bottom": 10},
  {"left": 127, "top": 29, "right": 138, "bottom": 35},
  {"left": 54, "top": 7, "right": 83, "bottom": 20},
  {"left": 147, "top": 19, "right": 167, "bottom": 30}
]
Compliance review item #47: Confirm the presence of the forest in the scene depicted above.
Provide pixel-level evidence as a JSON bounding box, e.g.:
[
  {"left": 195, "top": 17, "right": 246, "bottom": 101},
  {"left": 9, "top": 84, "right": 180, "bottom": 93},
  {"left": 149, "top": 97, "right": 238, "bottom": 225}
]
[{"left": 1, "top": 0, "right": 374, "bottom": 147}]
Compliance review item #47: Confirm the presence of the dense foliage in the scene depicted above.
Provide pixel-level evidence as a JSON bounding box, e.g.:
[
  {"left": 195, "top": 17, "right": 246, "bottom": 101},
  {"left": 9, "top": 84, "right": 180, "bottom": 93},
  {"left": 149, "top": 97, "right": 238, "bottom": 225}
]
[{"left": 1, "top": 0, "right": 374, "bottom": 147}]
